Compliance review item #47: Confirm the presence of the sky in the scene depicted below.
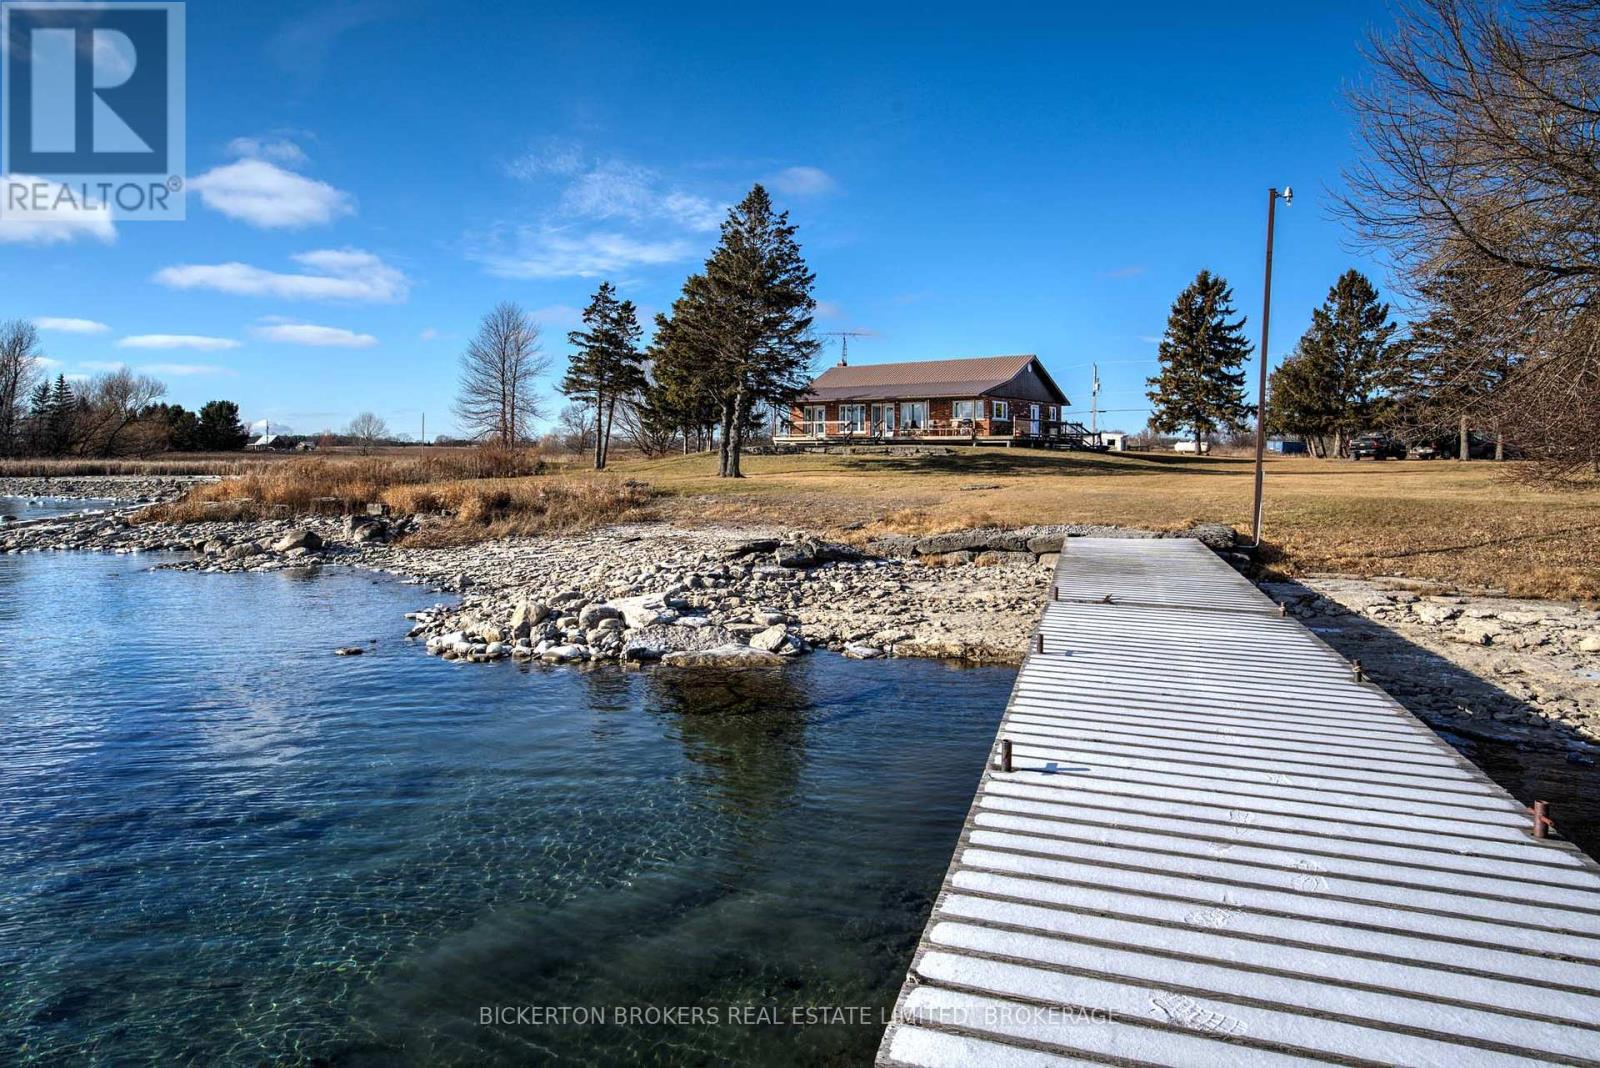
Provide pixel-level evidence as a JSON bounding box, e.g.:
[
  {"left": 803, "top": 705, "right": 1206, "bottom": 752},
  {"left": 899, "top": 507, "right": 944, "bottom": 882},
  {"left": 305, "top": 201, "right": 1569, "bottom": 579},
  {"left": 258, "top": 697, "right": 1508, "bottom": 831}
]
[{"left": 3, "top": 0, "right": 1402, "bottom": 438}]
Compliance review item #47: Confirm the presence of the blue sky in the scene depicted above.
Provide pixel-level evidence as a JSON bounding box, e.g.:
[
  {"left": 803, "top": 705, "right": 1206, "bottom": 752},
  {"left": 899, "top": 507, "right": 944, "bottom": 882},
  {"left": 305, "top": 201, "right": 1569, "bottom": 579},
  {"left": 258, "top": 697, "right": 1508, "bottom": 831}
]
[{"left": 4, "top": 0, "right": 1399, "bottom": 437}]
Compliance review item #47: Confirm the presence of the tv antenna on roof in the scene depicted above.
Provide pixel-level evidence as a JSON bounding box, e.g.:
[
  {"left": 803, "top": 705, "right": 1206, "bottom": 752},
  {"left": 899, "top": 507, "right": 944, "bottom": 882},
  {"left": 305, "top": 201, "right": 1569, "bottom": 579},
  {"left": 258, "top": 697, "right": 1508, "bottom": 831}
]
[{"left": 822, "top": 331, "right": 868, "bottom": 366}]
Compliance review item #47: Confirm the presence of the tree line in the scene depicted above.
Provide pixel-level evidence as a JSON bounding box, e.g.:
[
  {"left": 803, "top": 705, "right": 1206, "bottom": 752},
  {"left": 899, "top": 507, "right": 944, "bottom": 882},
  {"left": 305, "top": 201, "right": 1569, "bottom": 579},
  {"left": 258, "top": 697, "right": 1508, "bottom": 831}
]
[
  {"left": 452, "top": 184, "right": 819, "bottom": 477},
  {"left": 0, "top": 320, "right": 249, "bottom": 457},
  {"left": 1143, "top": 263, "right": 1509, "bottom": 460}
]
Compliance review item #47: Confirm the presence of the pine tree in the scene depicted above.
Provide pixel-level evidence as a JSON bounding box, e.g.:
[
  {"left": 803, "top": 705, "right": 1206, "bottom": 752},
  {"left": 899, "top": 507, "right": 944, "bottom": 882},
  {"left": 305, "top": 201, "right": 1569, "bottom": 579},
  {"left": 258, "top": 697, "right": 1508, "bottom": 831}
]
[
  {"left": 561, "top": 281, "right": 645, "bottom": 470},
  {"left": 1285, "top": 269, "right": 1401, "bottom": 457},
  {"left": 681, "top": 185, "right": 819, "bottom": 478},
  {"left": 1395, "top": 273, "right": 1519, "bottom": 461},
  {"left": 196, "top": 400, "right": 248, "bottom": 451},
  {"left": 1146, "top": 270, "right": 1254, "bottom": 451},
  {"left": 645, "top": 294, "right": 722, "bottom": 453}
]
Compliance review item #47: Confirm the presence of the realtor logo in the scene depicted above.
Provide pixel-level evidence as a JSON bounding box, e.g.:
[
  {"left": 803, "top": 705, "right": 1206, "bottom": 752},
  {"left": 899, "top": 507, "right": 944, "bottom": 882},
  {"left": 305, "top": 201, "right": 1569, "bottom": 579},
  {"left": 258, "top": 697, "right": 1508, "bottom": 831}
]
[{"left": 2, "top": 1, "right": 185, "bottom": 220}]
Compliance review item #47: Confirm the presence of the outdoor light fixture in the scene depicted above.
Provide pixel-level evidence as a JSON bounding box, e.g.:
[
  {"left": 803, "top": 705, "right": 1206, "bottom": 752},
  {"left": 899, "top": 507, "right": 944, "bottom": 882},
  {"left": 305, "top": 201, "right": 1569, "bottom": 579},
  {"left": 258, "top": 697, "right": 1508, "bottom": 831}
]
[{"left": 1247, "top": 186, "right": 1292, "bottom": 548}]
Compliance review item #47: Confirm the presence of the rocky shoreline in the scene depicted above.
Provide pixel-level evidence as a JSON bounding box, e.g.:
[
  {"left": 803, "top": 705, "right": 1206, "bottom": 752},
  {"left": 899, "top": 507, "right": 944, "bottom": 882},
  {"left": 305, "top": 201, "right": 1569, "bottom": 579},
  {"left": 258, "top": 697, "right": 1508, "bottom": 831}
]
[{"left": 2, "top": 476, "right": 1595, "bottom": 754}]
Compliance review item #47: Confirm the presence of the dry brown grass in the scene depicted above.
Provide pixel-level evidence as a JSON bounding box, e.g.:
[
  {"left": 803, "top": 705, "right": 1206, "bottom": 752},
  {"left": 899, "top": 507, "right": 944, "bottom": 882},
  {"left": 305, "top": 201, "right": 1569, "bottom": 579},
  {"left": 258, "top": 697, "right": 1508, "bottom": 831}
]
[
  {"left": 132, "top": 451, "right": 650, "bottom": 543},
  {"left": 0, "top": 456, "right": 255, "bottom": 476},
  {"left": 608, "top": 448, "right": 1600, "bottom": 600}
]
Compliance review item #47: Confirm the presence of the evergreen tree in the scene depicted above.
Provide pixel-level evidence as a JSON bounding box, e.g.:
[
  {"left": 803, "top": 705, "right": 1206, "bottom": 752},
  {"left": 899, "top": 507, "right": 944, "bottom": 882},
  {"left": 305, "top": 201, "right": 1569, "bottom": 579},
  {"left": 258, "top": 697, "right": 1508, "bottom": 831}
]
[
  {"left": 1146, "top": 270, "right": 1254, "bottom": 451},
  {"left": 1282, "top": 269, "right": 1401, "bottom": 457},
  {"left": 1395, "top": 273, "right": 1519, "bottom": 460},
  {"left": 561, "top": 281, "right": 645, "bottom": 470},
  {"left": 196, "top": 400, "right": 248, "bottom": 451},
  {"left": 644, "top": 296, "right": 721, "bottom": 453},
  {"left": 32, "top": 375, "right": 76, "bottom": 456},
  {"left": 679, "top": 184, "right": 819, "bottom": 478}
]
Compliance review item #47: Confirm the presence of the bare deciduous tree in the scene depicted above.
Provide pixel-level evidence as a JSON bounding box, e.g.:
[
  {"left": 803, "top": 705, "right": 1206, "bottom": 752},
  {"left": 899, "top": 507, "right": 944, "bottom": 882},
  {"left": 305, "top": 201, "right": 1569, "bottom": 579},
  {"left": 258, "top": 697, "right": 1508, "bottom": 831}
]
[
  {"left": 454, "top": 302, "right": 548, "bottom": 449},
  {"left": 0, "top": 320, "right": 42, "bottom": 457},
  {"left": 1343, "top": 0, "right": 1600, "bottom": 481},
  {"left": 76, "top": 368, "right": 166, "bottom": 457},
  {"left": 346, "top": 411, "right": 390, "bottom": 454}
]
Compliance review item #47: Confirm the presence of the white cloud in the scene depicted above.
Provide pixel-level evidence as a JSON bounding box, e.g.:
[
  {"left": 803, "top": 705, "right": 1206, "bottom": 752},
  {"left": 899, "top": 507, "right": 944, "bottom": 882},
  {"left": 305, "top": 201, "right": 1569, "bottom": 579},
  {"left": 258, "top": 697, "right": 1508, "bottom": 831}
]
[
  {"left": 34, "top": 317, "right": 111, "bottom": 334},
  {"left": 471, "top": 227, "right": 693, "bottom": 280},
  {"left": 227, "top": 136, "right": 309, "bottom": 166},
  {"left": 418, "top": 327, "right": 441, "bottom": 342},
  {"left": 136, "top": 363, "right": 236, "bottom": 377},
  {"left": 814, "top": 300, "right": 843, "bottom": 320},
  {"left": 117, "top": 334, "right": 241, "bottom": 351},
  {"left": 251, "top": 321, "right": 378, "bottom": 348},
  {"left": 190, "top": 158, "right": 354, "bottom": 229},
  {"left": 505, "top": 138, "right": 586, "bottom": 179},
  {"left": 154, "top": 248, "right": 409, "bottom": 302},
  {"left": 37, "top": 357, "right": 63, "bottom": 368},
  {"left": 767, "top": 166, "right": 837, "bottom": 197},
  {"left": 79, "top": 361, "right": 126, "bottom": 371},
  {"left": 0, "top": 176, "right": 116, "bottom": 245}
]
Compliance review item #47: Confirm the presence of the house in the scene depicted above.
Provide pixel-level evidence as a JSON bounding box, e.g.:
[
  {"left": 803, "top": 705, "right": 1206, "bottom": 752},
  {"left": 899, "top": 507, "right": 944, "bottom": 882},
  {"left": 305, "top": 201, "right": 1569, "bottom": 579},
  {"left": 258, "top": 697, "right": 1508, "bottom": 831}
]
[
  {"left": 782, "top": 354, "right": 1072, "bottom": 443},
  {"left": 1099, "top": 431, "right": 1128, "bottom": 452},
  {"left": 244, "top": 433, "right": 281, "bottom": 451}
]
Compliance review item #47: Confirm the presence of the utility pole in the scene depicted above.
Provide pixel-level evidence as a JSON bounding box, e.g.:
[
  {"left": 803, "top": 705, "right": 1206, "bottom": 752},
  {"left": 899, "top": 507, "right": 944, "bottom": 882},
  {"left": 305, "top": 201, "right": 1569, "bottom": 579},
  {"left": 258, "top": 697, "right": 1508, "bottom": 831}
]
[
  {"left": 421, "top": 413, "right": 426, "bottom": 446},
  {"left": 822, "top": 331, "right": 868, "bottom": 366},
  {"left": 1090, "top": 363, "right": 1100, "bottom": 436},
  {"left": 1249, "top": 186, "right": 1292, "bottom": 547}
]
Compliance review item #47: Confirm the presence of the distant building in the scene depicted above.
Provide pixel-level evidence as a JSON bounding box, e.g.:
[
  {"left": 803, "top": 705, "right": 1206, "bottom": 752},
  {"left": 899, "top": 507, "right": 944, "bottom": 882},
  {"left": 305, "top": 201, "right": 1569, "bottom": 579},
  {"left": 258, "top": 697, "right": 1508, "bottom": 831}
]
[
  {"left": 244, "top": 434, "right": 281, "bottom": 451},
  {"left": 1172, "top": 440, "right": 1211, "bottom": 454},
  {"left": 1268, "top": 438, "right": 1308, "bottom": 455},
  {"left": 780, "top": 354, "right": 1071, "bottom": 442},
  {"left": 1099, "top": 431, "right": 1127, "bottom": 452}
]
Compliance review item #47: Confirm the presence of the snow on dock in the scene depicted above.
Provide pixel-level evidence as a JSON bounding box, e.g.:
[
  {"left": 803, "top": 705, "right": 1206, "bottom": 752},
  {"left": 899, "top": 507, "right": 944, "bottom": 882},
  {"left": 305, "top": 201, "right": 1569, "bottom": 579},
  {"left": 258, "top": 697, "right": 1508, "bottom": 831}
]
[{"left": 878, "top": 537, "right": 1600, "bottom": 1067}]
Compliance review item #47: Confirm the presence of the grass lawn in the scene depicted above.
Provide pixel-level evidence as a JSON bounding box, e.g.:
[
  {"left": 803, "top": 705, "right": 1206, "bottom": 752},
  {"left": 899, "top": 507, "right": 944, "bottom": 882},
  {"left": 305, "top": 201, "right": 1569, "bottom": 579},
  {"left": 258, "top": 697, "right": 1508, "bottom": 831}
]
[{"left": 612, "top": 448, "right": 1600, "bottom": 600}]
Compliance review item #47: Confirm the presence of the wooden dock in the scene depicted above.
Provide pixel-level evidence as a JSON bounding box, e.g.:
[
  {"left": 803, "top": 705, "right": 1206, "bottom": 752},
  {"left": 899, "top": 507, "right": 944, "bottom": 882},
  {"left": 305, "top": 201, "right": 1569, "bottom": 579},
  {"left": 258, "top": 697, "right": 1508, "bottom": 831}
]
[{"left": 878, "top": 537, "right": 1600, "bottom": 1067}]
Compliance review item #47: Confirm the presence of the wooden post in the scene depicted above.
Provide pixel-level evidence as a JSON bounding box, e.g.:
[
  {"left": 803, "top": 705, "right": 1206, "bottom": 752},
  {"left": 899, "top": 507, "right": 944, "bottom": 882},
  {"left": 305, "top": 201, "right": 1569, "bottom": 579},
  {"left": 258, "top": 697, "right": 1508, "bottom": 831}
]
[
  {"left": 1353, "top": 660, "right": 1365, "bottom": 683},
  {"left": 1035, "top": 633, "right": 1044, "bottom": 654},
  {"left": 1533, "top": 800, "right": 1552, "bottom": 839},
  {"left": 1001, "top": 739, "right": 1013, "bottom": 773}
]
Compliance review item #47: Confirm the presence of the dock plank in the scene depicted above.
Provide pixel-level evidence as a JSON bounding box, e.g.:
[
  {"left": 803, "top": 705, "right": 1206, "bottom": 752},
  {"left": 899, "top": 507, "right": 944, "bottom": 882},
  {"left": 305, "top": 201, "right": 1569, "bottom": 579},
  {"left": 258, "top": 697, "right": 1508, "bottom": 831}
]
[{"left": 877, "top": 537, "right": 1600, "bottom": 1067}]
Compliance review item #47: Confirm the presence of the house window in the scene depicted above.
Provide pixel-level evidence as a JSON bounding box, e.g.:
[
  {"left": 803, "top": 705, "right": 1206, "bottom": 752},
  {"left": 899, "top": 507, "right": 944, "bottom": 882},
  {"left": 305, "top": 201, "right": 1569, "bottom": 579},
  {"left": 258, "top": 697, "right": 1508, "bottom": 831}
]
[
  {"left": 803, "top": 405, "right": 826, "bottom": 437},
  {"left": 1048, "top": 405, "right": 1058, "bottom": 421},
  {"left": 838, "top": 404, "right": 866, "bottom": 433},
  {"left": 992, "top": 400, "right": 1010, "bottom": 420},
  {"left": 899, "top": 401, "right": 928, "bottom": 430},
  {"left": 951, "top": 400, "right": 981, "bottom": 423}
]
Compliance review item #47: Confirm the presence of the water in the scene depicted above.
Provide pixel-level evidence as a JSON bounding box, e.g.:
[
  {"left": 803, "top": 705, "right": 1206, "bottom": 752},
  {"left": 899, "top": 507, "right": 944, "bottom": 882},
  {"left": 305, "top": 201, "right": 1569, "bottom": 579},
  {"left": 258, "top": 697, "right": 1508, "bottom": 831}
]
[
  {"left": 0, "top": 554, "right": 1012, "bottom": 1065},
  {"left": 0, "top": 496, "right": 118, "bottom": 523}
]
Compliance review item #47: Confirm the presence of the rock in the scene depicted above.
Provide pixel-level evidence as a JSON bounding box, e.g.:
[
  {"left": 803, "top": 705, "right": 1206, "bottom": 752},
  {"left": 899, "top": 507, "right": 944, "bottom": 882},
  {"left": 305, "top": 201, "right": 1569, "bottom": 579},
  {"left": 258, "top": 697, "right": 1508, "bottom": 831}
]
[
  {"left": 1412, "top": 602, "right": 1461, "bottom": 625},
  {"left": 1579, "top": 635, "right": 1600, "bottom": 654},
  {"left": 607, "top": 594, "right": 675, "bottom": 629},
  {"left": 273, "top": 529, "right": 323, "bottom": 552},
  {"left": 508, "top": 600, "right": 550, "bottom": 638},
  {"left": 843, "top": 643, "right": 885, "bottom": 659},
  {"left": 541, "top": 644, "right": 589, "bottom": 662},
  {"left": 916, "top": 529, "right": 1030, "bottom": 555},
  {"left": 577, "top": 603, "right": 622, "bottom": 628},
  {"left": 974, "top": 550, "right": 1035, "bottom": 567},
  {"left": 863, "top": 535, "right": 920, "bottom": 558},
  {"left": 1037, "top": 553, "right": 1060, "bottom": 570},
  {"left": 350, "top": 521, "right": 388, "bottom": 544},
  {"left": 622, "top": 623, "right": 739, "bottom": 661},
  {"left": 1026, "top": 534, "right": 1065, "bottom": 554},
  {"left": 661, "top": 644, "right": 785, "bottom": 667},
  {"left": 223, "top": 541, "right": 264, "bottom": 560},
  {"left": 774, "top": 538, "right": 863, "bottom": 568},
  {"left": 750, "top": 624, "right": 799, "bottom": 654},
  {"left": 920, "top": 550, "right": 973, "bottom": 567},
  {"left": 1453, "top": 619, "right": 1504, "bottom": 646},
  {"left": 724, "top": 538, "right": 782, "bottom": 559},
  {"left": 675, "top": 616, "right": 712, "bottom": 628},
  {"left": 333, "top": 646, "right": 364, "bottom": 656}
]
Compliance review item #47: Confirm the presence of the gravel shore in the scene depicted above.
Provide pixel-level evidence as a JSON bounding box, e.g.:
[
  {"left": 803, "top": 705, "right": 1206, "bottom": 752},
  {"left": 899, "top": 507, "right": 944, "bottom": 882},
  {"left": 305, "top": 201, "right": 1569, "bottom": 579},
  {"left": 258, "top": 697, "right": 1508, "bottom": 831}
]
[{"left": 3, "top": 476, "right": 1595, "bottom": 755}]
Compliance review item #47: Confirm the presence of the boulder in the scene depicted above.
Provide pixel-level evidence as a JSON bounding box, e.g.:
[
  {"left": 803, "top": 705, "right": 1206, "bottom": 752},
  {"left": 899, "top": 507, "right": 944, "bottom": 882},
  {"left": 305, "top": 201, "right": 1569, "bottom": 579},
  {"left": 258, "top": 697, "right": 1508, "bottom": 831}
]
[
  {"left": 622, "top": 623, "right": 739, "bottom": 661},
  {"left": 723, "top": 538, "right": 782, "bottom": 560},
  {"left": 223, "top": 541, "right": 264, "bottom": 560},
  {"left": 508, "top": 600, "right": 550, "bottom": 638},
  {"left": 607, "top": 594, "right": 675, "bottom": 629},
  {"left": 774, "top": 538, "right": 864, "bottom": 568},
  {"left": 843, "top": 643, "right": 886, "bottom": 659},
  {"left": 1578, "top": 634, "right": 1600, "bottom": 654},
  {"left": 749, "top": 624, "right": 800, "bottom": 654},
  {"left": 661, "top": 644, "right": 785, "bottom": 668},
  {"left": 1026, "top": 533, "right": 1065, "bottom": 554},
  {"left": 578, "top": 603, "right": 622, "bottom": 628},
  {"left": 1412, "top": 602, "right": 1461, "bottom": 625},
  {"left": 915, "top": 529, "right": 1030, "bottom": 555},
  {"left": 920, "top": 550, "right": 973, "bottom": 567},
  {"left": 541, "top": 644, "right": 588, "bottom": 663},
  {"left": 273, "top": 529, "right": 323, "bottom": 552},
  {"left": 1453, "top": 619, "right": 1504, "bottom": 646},
  {"left": 1178, "top": 523, "right": 1237, "bottom": 551},
  {"left": 333, "top": 646, "right": 364, "bottom": 656}
]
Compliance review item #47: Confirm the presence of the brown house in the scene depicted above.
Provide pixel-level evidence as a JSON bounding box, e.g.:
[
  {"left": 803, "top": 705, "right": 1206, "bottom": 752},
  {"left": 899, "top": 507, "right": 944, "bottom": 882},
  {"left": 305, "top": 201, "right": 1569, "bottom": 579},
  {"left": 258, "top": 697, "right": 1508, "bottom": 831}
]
[{"left": 781, "top": 354, "right": 1071, "bottom": 442}]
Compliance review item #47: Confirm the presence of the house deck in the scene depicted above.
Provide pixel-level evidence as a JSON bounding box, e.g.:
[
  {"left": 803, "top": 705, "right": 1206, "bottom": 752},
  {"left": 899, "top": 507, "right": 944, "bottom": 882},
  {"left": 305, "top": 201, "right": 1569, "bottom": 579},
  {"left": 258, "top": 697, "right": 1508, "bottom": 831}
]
[{"left": 877, "top": 537, "right": 1600, "bottom": 1067}]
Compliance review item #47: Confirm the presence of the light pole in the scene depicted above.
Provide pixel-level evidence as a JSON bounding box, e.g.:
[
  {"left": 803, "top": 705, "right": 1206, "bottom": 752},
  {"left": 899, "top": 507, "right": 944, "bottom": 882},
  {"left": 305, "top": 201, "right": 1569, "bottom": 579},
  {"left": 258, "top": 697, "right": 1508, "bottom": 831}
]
[{"left": 1249, "top": 185, "right": 1291, "bottom": 547}]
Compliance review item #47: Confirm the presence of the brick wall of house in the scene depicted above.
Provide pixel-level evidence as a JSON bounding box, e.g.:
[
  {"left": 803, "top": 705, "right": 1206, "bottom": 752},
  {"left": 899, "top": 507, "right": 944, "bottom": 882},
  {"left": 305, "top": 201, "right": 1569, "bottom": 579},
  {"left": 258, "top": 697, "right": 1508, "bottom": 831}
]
[{"left": 786, "top": 396, "right": 1056, "bottom": 437}]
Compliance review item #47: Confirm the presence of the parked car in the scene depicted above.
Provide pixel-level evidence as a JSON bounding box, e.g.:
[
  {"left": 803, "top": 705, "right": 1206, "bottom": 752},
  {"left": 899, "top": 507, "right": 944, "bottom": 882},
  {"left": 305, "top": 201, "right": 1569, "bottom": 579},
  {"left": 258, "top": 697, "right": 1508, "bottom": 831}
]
[{"left": 1350, "top": 434, "right": 1407, "bottom": 460}]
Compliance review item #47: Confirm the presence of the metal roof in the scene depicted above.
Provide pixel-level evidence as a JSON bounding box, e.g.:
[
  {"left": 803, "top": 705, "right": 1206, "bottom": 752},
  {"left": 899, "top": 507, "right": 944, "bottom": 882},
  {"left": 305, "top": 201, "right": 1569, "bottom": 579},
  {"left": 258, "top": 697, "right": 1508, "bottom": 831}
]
[
  {"left": 879, "top": 537, "right": 1600, "bottom": 1067},
  {"left": 802, "top": 354, "right": 1070, "bottom": 406}
]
